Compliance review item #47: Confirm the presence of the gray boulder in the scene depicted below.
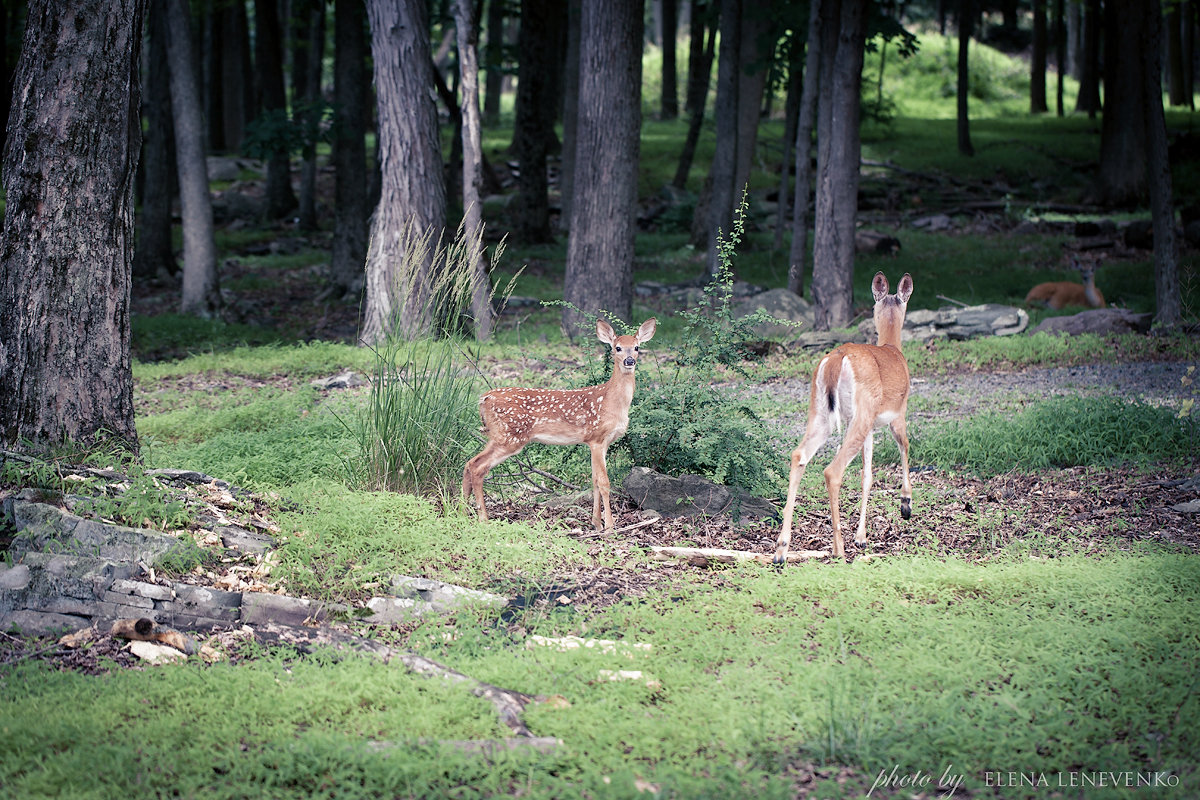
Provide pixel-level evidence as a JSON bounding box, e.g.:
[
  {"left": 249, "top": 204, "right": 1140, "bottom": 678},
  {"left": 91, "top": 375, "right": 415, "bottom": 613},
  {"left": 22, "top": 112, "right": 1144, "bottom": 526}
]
[{"left": 623, "top": 467, "right": 778, "bottom": 521}]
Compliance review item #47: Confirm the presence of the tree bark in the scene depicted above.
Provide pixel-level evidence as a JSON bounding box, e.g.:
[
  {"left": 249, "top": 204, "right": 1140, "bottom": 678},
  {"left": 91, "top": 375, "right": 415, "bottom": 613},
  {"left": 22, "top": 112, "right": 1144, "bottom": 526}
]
[
  {"left": 0, "top": 0, "right": 144, "bottom": 451},
  {"left": 810, "top": 0, "right": 866, "bottom": 330},
  {"left": 1074, "top": 0, "right": 1101, "bottom": 116},
  {"left": 291, "top": 0, "right": 325, "bottom": 232},
  {"left": 562, "top": 0, "right": 643, "bottom": 337},
  {"left": 1141, "top": 3, "right": 1181, "bottom": 326},
  {"left": 788, "top": 0, "right": 822, "bottom": 297},
  {"left": 1030, "top": 0, "right": 1047, "bottom": 113},
  {"left": 671, "top": 3, "right": 716, "bottom": 189},
  {"left": 513, "top": 0, "right": 562, "bottom": 244},
  {"left": 559, "top": 0, "right": 582, "bottom": 227},
  {"left": 1097, "top": 0, "right": 1147, "bottom": 206},
  {"left": 218, "top": 0, "right": 253, "bottom": 152},
  {"left": 956, "top": 0, "right": 974, "bottom": 156},
  {"left": 329, "top": 0, "right": 369, "bottom": 298},
  {"left": 361, "top": 0, "right": 447, "bottom": 343},
  {"left": 166, "top": 0, "right": 221, "bottom": 318},
  {"left": 454, "top": 0, "right": 496, "bottom": 340},
  {"left": 482, "top": 0, "right": 505, "bottom": 126},
  {"left": 1166, "top": 1, "right": 1188, "bottom": 107},
  {"left": 1053, "top": 0, "right": 1065, "bottom": 116},
  {"left": 254, "top": 0, "right": 297, "bottom": 219},
  {"left": 661, "top": 0, "right": 678, "bottom": 119},
  {"left": 773, "top": 42, "right": 802, "bottom": 253},
  {"left": 703, "top": 0, "right": 741, "bottom": 278},
  {"left": 135, "top": 0, "right": 178, "bottom": 282}
]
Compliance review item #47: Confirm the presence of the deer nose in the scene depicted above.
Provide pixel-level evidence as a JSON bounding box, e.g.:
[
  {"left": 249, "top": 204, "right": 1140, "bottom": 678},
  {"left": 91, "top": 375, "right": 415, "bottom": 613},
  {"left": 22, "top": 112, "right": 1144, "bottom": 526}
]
[{"left": 623, "top": 356, "right": 636, "bottom": 367}]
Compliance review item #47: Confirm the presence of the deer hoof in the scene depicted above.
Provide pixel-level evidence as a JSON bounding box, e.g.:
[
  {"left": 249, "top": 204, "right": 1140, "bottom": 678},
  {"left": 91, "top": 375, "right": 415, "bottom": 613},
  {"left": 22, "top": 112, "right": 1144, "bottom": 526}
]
[{"left": 900, "top": 497, "right": 912, "bottom": 519}]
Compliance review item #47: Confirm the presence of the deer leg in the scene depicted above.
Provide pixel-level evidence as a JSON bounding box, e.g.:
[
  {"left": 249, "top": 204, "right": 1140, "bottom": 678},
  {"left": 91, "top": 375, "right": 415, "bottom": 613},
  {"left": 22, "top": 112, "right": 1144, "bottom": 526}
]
[
  {"left": 890, "top": 416, "right": 912, "bottom": 520},
  {"left": 589, "top": 444, "right": 612, "bottom": 531},
  {"left": 464, "top": 440, "right": 524, "bottom": 522},
  {"left": 824, "top": 419, "right": 871, "bottom": 558},
  {"left": 854, "top": 430, "right": 874, "bottom": 547},
  {"left": 774, "top": 414, "right": 831, "bottom": 564}
]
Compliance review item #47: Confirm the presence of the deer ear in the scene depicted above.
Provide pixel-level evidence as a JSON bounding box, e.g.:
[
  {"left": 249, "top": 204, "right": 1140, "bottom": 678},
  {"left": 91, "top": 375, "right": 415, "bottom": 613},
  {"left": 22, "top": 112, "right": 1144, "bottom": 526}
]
[
  {"left": 636, "top": 318, "right": 657, "bottom": 343},
  {"left": 897, "top": 273, "right": 914, "bottom": 303},
  {"left": 596, "top": 320, "right": 616, "bottom": 345},
  {"left": 871, "top": 272, "right": 889, "bottom": 302}
]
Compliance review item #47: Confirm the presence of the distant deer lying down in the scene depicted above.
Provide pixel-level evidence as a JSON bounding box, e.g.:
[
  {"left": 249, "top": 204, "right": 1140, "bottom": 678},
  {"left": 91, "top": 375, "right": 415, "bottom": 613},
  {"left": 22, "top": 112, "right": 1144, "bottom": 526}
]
[
  {"left": 1025, "top": 260, "right": 1105, "bottom": 309},
  {"left": 463, "top": 318, "right": 657, "bottom": 532},
  {"left": 774, "top": 272, "right": 914, "bottom": 561}
]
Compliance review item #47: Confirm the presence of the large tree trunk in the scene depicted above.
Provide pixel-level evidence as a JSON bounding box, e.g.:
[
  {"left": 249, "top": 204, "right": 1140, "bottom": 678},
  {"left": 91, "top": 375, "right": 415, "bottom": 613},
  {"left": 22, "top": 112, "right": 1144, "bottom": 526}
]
[
  {"left": 218, "top": 0, "right": 253, "bottom": 152},
  {"left": 1053, "top": 0, "right": 1065, "bottom": 116},
  {"left": 773, "top": 40, "right": 802, "bottom": 254},
  {"left": 671, "top": 3, "right": 715, "bottom": 189},
  {"left": 135, "top": 0, "right": 178, "bottom": 282},
  {"left": 291, "top": 0, "right": 325, "bottom": 231},
  {"left": 810, "top": 0, "right": 866, "bottom": 330},
  {"left": 513, "top": 0, "right": 563, "bottom": 244},
  {"left": 329, "top": 0, "right": 369, "bottom": 298},
  {"left": 0, "top": 0, "right": 144, "bottom": 451},
  {"left": 166, "top": 0, "right": 220, "bottom": 318},
  {"left": 1074, "top": 0, "right": 1101, "bottom": 116},
  {"left": 255, "top": 0, "right": 297, "bottom": 219},
  {"left": 361, "top": 0, "right": 447, "bottom": 343},
  {"left": 788, "top": 0, "right": 822, "bottom": 297},
  {"left": 731, "top": 7, "right": 770, "bottom": 199},
  {"left": 454, "top": 0, "right": 496, "bottom": 340},
  {"left": 482, "top": 0, "right": 505, "bottom": 126},
  {"left": 702, "top": 0, "right": 741, "bottom": 278},
  {"left": 1030, "top": 0, "right": 1047, "bottom": 113},
  {"left": 1097, "top": 0, "right": 1147, "bottom": 206},
  {"left": 661, "top": 0, "right": 678, "bottom": 119},
  {"left": 562, "top": 0, "right": 643, "bottom": 337},
  {"left": 559, "top": 0, "right": 582, "bottom": 227},
  {"left": 1166, "top": 1, "right": 1188, "bottom": 107},
  {"left": 203, "top": 0, "right": 226, "bottom": 153},
  {"left": 1141, "top": 2, "right": 1181, "bottom": 326},
  {"left": 956, "top": 0, "right": 974, "bottom": 156}
]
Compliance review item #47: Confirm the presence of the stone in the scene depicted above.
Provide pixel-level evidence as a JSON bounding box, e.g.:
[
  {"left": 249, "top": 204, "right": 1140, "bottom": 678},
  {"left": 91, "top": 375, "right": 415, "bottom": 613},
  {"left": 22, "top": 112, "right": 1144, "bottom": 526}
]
[
  {"left": 310, "top": 371, "right": 367, "bottom": 390},
  {"left": 1031, "top": 308, "right": 1153, "bottom": 336},
  {"left": 8, "top": 500, "right": 189, "bottom": 564},
  {"left": 733, "top": 289, "right": 814, "bottom": 338},
  {"left": 2, "top": 609, "right": 90, "bottom": 636},
  {"left": 622, "top": 467, "right": 778, "bottom": 521},
  {"left": 241, "top": 592, "right": 344, "bottom": 627}
]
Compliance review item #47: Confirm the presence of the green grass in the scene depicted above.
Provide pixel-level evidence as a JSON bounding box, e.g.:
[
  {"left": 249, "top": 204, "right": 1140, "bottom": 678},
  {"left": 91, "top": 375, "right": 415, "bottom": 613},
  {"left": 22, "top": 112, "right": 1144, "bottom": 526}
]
[{"left": 5, "top": 554, "right": 1195, "bottom": 798}]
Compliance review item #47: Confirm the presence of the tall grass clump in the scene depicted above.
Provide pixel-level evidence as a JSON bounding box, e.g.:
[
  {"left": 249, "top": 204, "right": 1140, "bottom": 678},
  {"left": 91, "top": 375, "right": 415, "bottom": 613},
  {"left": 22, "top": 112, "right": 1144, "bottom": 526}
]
[
  {"left": 917, "top": 396, "right": 1194, "bottom": 475},
  {"left": 340, "top": 340, "right": 481, "bottom": 503}
]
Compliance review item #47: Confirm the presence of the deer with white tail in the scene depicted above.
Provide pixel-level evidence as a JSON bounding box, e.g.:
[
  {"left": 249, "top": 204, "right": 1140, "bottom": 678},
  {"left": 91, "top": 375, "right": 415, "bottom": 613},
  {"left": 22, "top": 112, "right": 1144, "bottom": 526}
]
[
  {"left": 463, "top": 318, "right": 657, "bottom": 532},
  {"left": 774, "top": 272, "right": 914, "bottom": 562}
]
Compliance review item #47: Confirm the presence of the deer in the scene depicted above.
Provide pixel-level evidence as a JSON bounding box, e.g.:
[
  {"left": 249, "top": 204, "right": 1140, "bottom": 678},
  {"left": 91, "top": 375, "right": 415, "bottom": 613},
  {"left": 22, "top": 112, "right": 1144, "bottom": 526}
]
[
  {"left": 463, "top": 317, "right": 657, "bottom": 532},
  {"left": 774, "top": 272, "right": 914, "bottom": 562},
  {"left": 1024, "top": 259, "right": 1106, "bottom": 309}
]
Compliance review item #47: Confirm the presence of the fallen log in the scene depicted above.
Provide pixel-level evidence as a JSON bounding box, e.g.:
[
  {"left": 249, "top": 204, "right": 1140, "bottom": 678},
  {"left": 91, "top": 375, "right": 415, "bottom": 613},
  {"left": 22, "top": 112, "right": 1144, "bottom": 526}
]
[
  {"left": 648, "top": 545, "right": 828, "bottom": 566},
  {"left": 110, "top": 618, "right": 196, "bottom": 654}
]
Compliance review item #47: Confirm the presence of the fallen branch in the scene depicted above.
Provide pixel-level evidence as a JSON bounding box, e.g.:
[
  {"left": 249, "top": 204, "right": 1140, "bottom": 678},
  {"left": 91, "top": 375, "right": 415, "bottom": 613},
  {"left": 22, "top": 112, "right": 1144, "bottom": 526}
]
[
  {"left": 249, "top": 621, "right": 539, "bottom": 736},
  {"left": 648, "top": 545, "right": 828, "bottom": 566},
  {"left": 110, "top": 618, "right": 196, "bottom": 654}
]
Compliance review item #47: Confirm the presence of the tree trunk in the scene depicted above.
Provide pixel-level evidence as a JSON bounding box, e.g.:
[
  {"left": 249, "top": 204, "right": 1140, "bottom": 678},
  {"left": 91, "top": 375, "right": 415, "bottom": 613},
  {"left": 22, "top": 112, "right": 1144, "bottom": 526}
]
[
  {"left": 255, "top": 0, "right": 296, "bottom": 219},
  {"left": 661, "top": 0, "right": 678, "bottom": 119},
  {"left": 1097, "top": 0, "right": 1147, "bottom": 206},
  {"left": 683, "top": 0, "right": 708, "bottom": 117},
  {"left": 1183, "top": 1, "right": 1195, "bottom": 106},
  {"left": 292, "top": 0, "right": 325, "bottom": 231},
  {"left": 956, "top": 0, "right": 974, "bottom": 156},
  {"left": 513, "top": 0, "right": 562, "bottom": 244},
  {"left": 166, "top": 0, "right": 221, "bottom": 318},
  {"left": 482, "top": 0, "right": 505, "bottom": 126},
  {"left": 219, "top": 0, "right": 253, "bottom": 152},
  {"left": 329, "top": 0, "right": 369, "bottom": 298},
  {"left": 810, "top": 0, "right": 866, "bottom": 330},
  {"left": 1141, "top": 2, "right": 1181, "bottom": 326},
  {"left": 1166, "top": 2, "right": 1188, "bottom": 107},
  {"left": 562, "top": 0, "right": 643, "bottom": 337},
  {"left": 203, "top": 0, "right": 226, "bottom": 152},
  {"left": 135, "top": 0, "right": 178, "bottom": 282},
  {"left": 773, "top": 43, "right": 802, "bottom": 253},
  {"left": 0, "top": 0, "right": 144, "bottom": 451},
  {"left": 454, "top": 0, "right": 496, "bottom": 340},
  {"left": 731, "top": 7, "right": 770, "bottom": 199},
  {"left": 559, "top": 0, "right": 582, "bottom": 228},
  {"left": 361, "top": 0, "right": 447, "bottom": 343},
  {"left": 703, "top": 0, "right": 741, "bottom": 278},
  {"left": 1053, "top": 0, "right": 1065, "bottom": 116},
  {"left": 1074, "top": 0, "right": 1101, "bottom": 115},
  {"left": 788, "top": 0, "right": 822, "bottom": 297},
  {"left": 1030, "top": 0, "right": 1047, "bottom": 113},
  {"left": 671, "top": 4, "right": 715, "bottom": 189}
]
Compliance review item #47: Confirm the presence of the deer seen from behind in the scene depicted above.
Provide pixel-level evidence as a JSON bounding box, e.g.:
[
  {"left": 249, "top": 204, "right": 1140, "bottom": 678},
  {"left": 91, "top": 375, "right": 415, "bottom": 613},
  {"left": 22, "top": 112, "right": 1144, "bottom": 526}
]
[
  {"left": 463, "top": 318, "right": 657, "bottom": 532},
  {"left": 774, "top": 272, "right": 914, "bottom": 562},
  {"left": 1024, "top": 259, "right": 1106, "bottom": 309}
]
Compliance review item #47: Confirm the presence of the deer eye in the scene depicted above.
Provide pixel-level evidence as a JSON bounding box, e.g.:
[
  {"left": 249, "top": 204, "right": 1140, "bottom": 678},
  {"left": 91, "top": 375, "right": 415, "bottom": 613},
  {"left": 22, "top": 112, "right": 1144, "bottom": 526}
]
[
  {"left": 634, "top": 346, "right": 640, "bottom": 352},
  {"left": 615, "top": 346, "right": 622, "bottom": 352}
]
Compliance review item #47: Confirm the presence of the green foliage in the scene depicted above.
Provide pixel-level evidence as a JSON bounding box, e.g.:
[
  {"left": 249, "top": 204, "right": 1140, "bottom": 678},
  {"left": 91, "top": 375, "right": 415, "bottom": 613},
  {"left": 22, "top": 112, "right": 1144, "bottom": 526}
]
[
  {"left": 916, "top": 396, "right": 1194, "bottom": 476},
  {"left": 240, "top": 101, "right": 331, "bottom": 160},
  {"left": 74, "top": 469, "right": 193, "bottom": 532},
  {"left": 339, "top": 340, "right": 482, "bottom": 503}
]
